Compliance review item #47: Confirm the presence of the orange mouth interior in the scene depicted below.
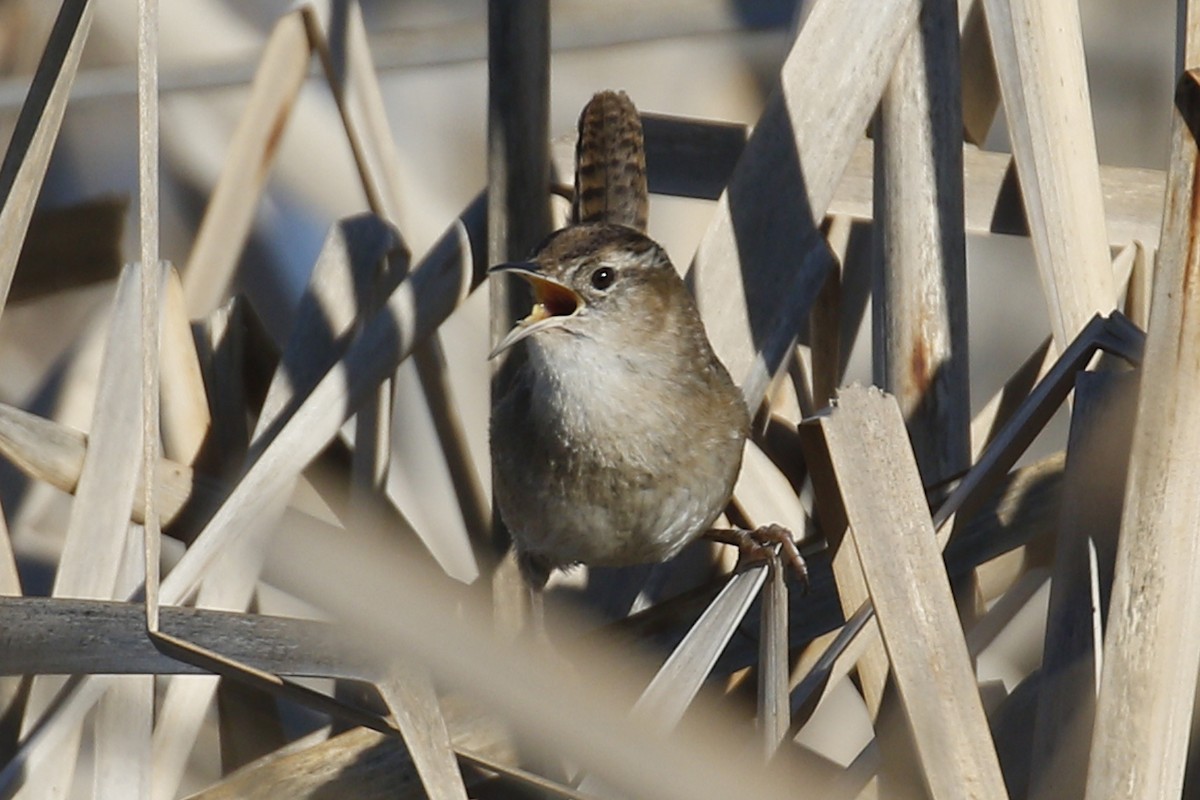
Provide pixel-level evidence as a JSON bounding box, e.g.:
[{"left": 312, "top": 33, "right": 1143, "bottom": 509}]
[{"left": 529, "top": 279, "right": 580, "bottom": 320}]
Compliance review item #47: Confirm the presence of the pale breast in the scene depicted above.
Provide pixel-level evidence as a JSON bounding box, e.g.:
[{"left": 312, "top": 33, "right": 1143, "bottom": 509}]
[{"left": 491, "top": 336, "right": 746, "bottom": 569}]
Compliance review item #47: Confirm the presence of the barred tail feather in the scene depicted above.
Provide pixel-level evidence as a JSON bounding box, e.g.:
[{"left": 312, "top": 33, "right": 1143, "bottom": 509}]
[{"left": 572, "top": 90, "right": 649, "bottom": 232}]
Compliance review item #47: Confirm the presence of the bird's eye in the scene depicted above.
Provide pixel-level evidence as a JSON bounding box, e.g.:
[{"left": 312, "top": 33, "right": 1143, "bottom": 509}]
[{"left": 590, "top": 266, "right": 616, "bottom": 290}]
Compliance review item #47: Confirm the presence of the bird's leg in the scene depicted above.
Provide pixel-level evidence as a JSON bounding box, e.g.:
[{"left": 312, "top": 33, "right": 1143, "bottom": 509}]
[
  {"left": 518, "top": 551, "right": 551, "bottom": 635},
  {"left": 705, "top": 524, "right": 808, "bottom": 589}
]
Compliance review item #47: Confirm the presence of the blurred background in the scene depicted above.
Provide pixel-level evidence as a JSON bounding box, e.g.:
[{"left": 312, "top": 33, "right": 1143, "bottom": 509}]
[
  {"left": 0, "top": 0, "right": 1175, "bottom": 594},
  {"left": 0, "top": 1, "right": 1179, "bottom": 796},
  {"left": 0, "top": 0, "right": 1175, "bottom": 417},
  {"left": 0, "top": 0, "right": 1174, "bottom": 599},
  {"left": 0, "top": 0, "right": 1176, "bottom": 590}
]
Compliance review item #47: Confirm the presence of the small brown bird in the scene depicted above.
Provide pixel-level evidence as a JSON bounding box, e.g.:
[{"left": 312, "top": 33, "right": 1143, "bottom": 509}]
[
  {"left": 490, "top": 91, "right": 798, "bottom": 590},
  {"left": 489, "top": 222, "right": 750, "bottom": 588}
]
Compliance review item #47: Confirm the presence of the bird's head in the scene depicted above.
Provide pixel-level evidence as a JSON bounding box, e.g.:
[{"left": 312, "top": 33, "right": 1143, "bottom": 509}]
[{"left": 488, "top": 224, "right": 687, "bottom": 359}]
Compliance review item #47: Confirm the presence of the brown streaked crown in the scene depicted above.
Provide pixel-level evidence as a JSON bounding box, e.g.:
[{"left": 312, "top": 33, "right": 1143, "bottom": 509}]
[
  {"left": 528, "top": 224, "right": 676, "bottom": 312},
  {"left": 533, "top": 223, "right": 658, "bottom": 270},
  {"left": 524, "top": 224, "right": 733, "bottom": 385}
]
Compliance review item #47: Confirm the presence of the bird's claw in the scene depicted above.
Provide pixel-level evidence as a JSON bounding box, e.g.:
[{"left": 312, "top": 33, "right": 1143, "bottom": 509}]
[{"left": 706, "top": 524, "right": 809, "bottom": 592}]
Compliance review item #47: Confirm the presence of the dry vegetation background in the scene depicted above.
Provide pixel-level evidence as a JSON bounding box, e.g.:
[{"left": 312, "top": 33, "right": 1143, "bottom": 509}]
[{"left": 0, "top": 0, "right": 1193, "bottom": 799}]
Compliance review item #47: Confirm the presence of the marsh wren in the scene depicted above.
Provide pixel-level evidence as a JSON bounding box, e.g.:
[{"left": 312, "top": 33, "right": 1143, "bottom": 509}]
[{"left": 490, "top": 91, "right": 795, "bottom": 590}]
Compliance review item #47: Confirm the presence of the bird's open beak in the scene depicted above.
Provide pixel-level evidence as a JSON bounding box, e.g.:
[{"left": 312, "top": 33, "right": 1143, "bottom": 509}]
[{"left": 488, "top": 262, "right": 583, "bottom": 359}]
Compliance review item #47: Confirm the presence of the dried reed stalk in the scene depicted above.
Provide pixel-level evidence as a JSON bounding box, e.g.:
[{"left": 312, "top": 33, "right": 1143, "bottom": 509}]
[{"left": 1085, "top": 13, "right": 1200, "bottom": 793}]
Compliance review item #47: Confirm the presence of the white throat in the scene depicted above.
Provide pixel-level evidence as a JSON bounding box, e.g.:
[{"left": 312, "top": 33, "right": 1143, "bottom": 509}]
[{"left": 525, "top": 330, "right": 660, "bottom": 441}]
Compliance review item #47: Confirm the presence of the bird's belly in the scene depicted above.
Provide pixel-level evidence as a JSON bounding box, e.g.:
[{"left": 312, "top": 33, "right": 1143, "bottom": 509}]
[
  {"left": 491, "top": 346, "right": 747, "bottom": 571},
  {"left": 494, "top": 429, "right": 738, "bottom": 569},
  {"left": 521, "top": 485, "right": 714, "bottom": 566}
]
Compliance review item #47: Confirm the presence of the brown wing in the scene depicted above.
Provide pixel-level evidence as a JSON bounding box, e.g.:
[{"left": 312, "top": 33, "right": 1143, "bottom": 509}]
[{"left": 572, "top": 90, "right": 649, "bottom": 232}]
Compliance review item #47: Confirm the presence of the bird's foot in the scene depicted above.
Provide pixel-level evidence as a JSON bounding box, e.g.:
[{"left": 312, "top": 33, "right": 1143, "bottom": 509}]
[{"left": 705, "top": 524, "right": 808, "bottom": 591}]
